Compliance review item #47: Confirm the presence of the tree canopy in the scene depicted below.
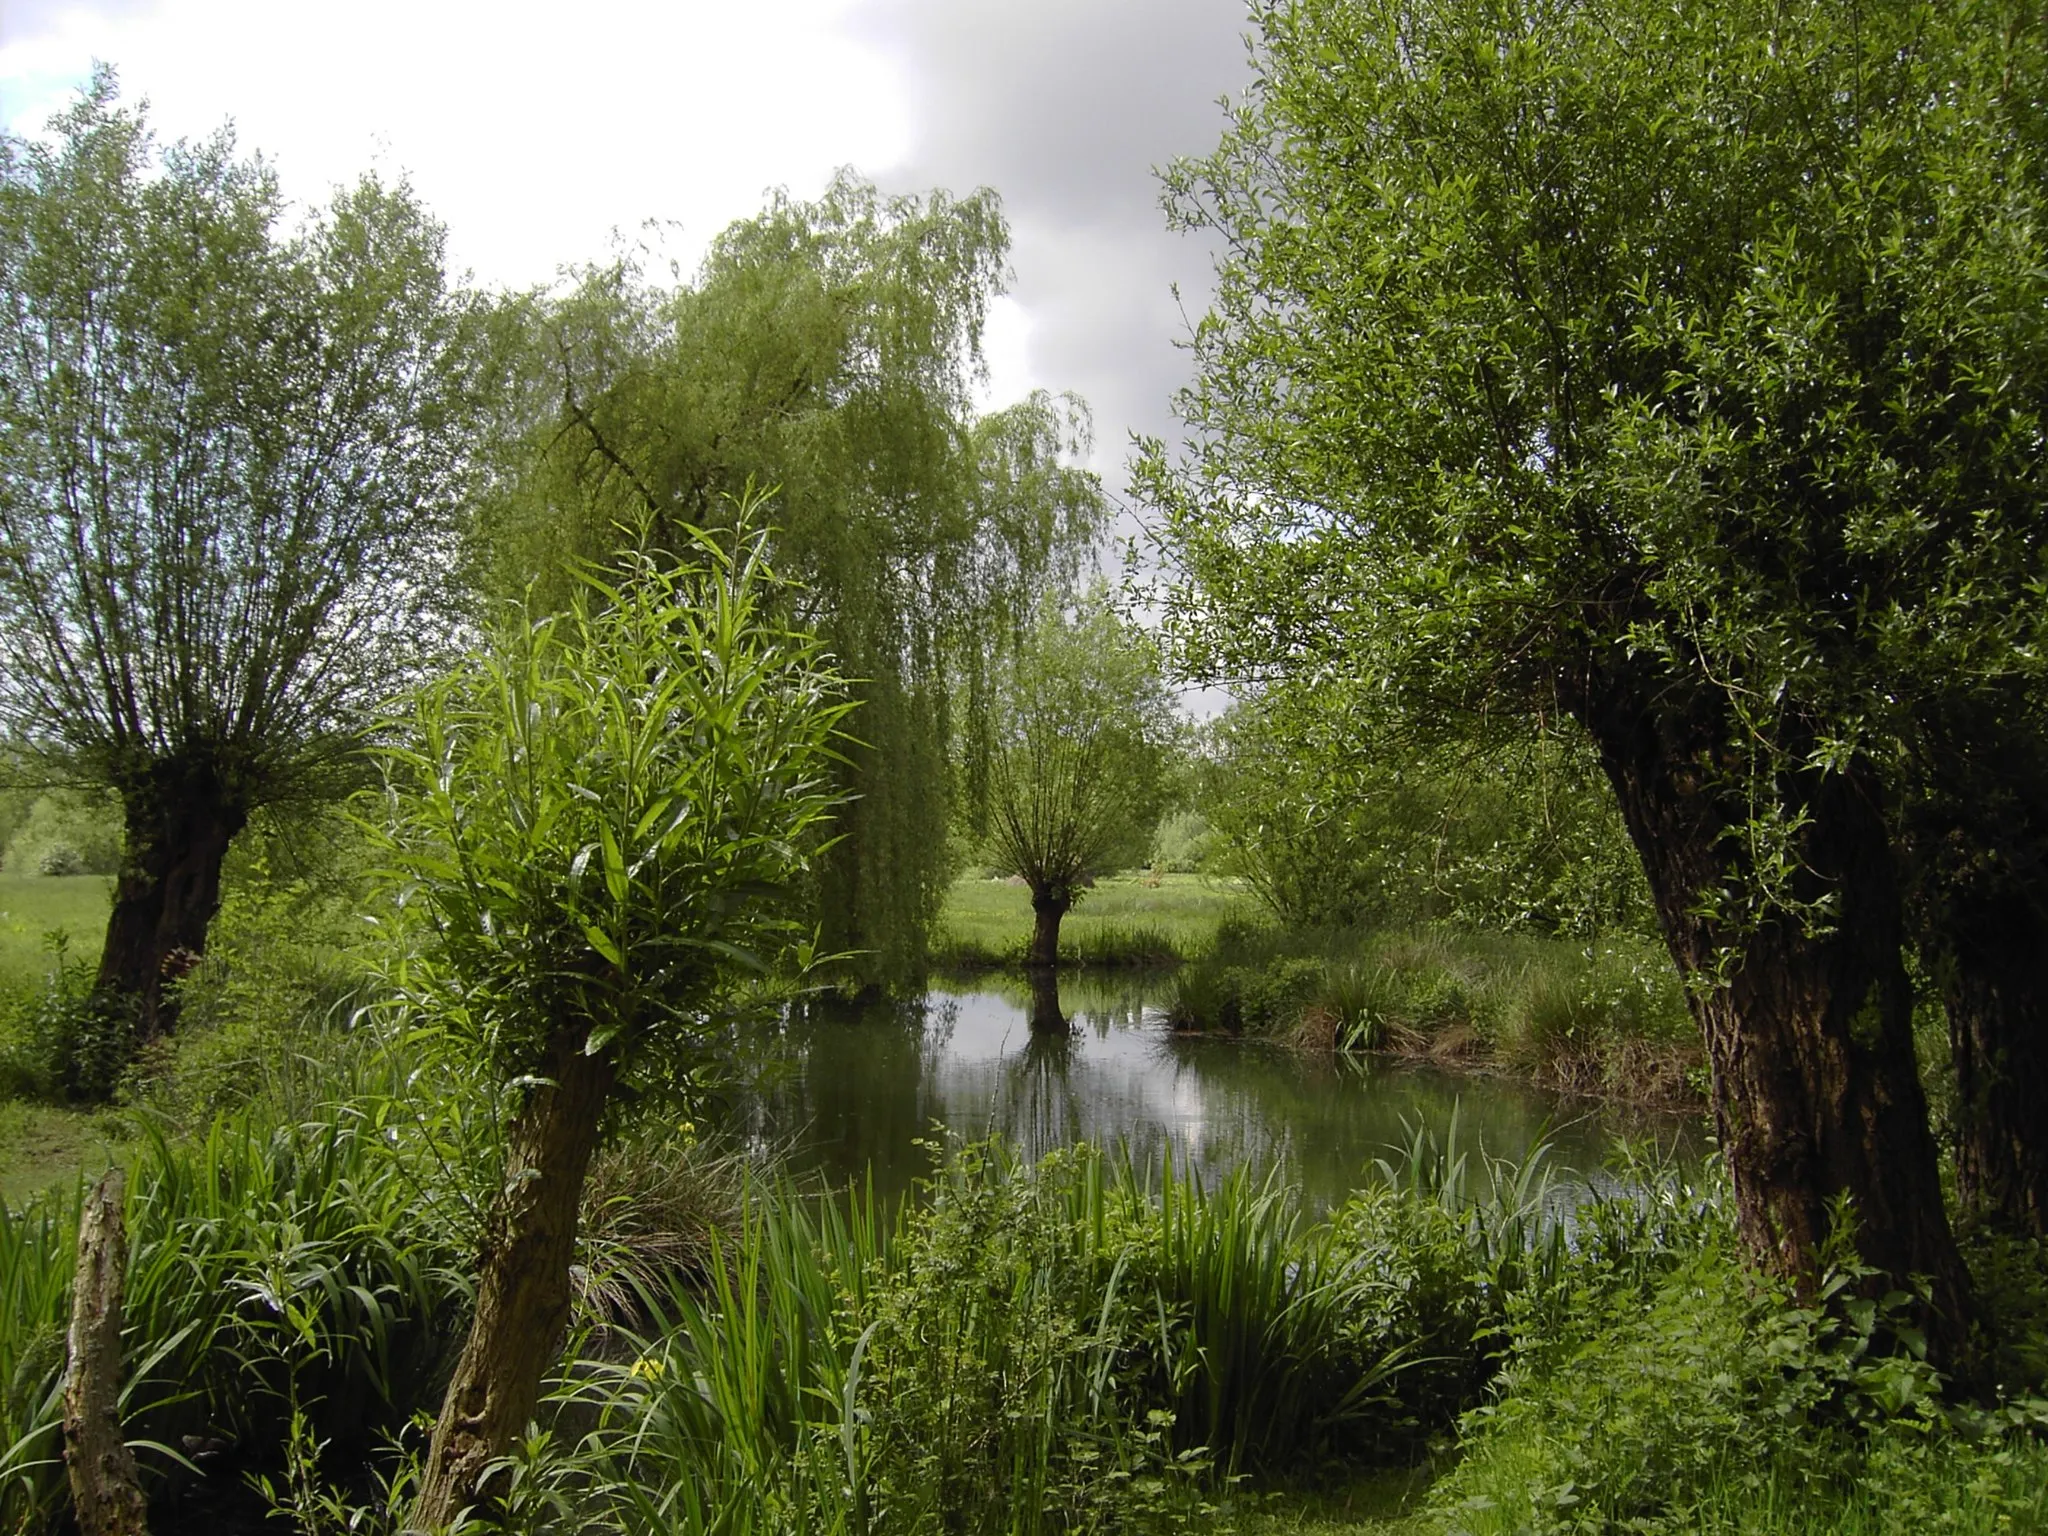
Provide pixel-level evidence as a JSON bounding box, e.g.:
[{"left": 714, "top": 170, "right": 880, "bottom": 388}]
[
  {"left": 0, "top": 72, "right": 483, "bottom": 1042},
  {"left": 477, "top": 174, "right": 1107, "bottom": 989},
  {"left": 1144, "top": 0, "right": 2048, "bottom": 1369}
]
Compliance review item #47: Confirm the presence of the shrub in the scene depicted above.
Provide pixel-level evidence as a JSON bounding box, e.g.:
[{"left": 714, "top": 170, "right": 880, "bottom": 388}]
[
  {"left": 1432, "top": 1173, "right": 2048, "bottom": 1535},
  {"left": 1149, "top": 811, "right": 1220, "bottom": 875},
  {"left": 0, "top": 935, "right": 135, "bottom": 1102},
  {"left": 33, "top": 844, "right": 82, "bottom": 877}
]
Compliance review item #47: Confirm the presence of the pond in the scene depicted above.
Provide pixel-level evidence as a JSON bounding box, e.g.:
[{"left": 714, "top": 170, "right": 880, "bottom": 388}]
[{"left": 741, "top": 970, "right": 1703, "bottom": 1209}]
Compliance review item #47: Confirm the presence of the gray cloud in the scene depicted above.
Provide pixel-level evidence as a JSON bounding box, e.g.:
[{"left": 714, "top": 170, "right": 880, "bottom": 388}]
[{"left": 849, "top": 0, "right": 1253, "bottom": 501}]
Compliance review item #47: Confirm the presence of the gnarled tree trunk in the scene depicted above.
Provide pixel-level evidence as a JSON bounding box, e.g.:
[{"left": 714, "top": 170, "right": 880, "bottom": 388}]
[
  {"left": 412, "top": 1028, "right": 617, "bottom": 1530},
  {"left": 1574, "top": 669, "right": 1977, "bottom": 1377},
  {"left": 1027, "top": 886, "right": 1070, "bottom": 970},
  {"left": 97, "top": 762, "right": 247, "bottom": 1043}
]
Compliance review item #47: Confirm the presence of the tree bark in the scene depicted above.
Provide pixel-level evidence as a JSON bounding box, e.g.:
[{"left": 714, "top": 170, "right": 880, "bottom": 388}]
[
  {"left": 412, "top": 1029, "right": 618, "bottom": 1531},
  {"left": 1899, "top": 718, "right": 2048, "bottom": 1239},
  {"left": 1026, "top": 886, "right": 1070, "bottom": 970},
  {"left": 1573, "top": 671, "right": 1977, "bottom": 1376},
  {"left": 63, "top": 1168, "right": 148, "bottom": 1536},
  {"left": 96, "top": 764, "right": 247, "bottom": 1043},
  {"left": 1936, "top": 920, "right": 2048, "bottom": 1238}
]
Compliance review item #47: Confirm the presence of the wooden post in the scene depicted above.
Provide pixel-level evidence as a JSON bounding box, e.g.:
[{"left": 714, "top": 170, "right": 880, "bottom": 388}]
[{"left": 62, "top": 1168, "right": 148, "bottom": 1536}]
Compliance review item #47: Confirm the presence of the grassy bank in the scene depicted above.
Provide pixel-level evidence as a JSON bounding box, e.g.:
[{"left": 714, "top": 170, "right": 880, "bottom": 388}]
[
  {"left": 1169, "top": 921, "right": 1703, "bottom": 1110},
  {"left": 934, "top": 872, "right": 1257, "bottom": 968}
]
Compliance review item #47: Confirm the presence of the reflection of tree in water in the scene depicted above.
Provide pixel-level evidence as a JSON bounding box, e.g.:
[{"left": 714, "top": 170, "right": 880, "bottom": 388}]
[
  {"left": 1008, "top": 973, "right": 1079, "bottom": 1158},
  {"left": 1027, "top": 968, "right": 1067, "bottom": 1032},
  {"left": 747, "top": 977, "right": 1702, "bottom": 1212}
]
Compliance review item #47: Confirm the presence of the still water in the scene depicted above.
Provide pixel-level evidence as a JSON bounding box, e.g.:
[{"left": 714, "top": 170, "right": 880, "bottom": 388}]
[{"left": 743, "top": 971, "right": 1701, "bottom": 1209}]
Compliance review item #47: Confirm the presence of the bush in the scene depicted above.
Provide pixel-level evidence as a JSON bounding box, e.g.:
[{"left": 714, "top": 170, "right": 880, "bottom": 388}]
[
  {"left": 1200, "top": 693, "right": 1653, "bottom": 938},
  {"left": 1433, "top": 1173, "right": 2048, "bottom": 1535},
  {"left": 0, "top": 935, "right": 135, "bottom": 1102},
  {"left": 1149, "top": 811, "right": 1220, "bottom": 875}
]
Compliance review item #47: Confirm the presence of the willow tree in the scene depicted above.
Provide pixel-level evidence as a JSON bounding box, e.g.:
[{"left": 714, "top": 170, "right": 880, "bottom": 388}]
[
  {"left": 386, "top": 522, "right": 850, "bottom": 1525},
  {"left": 1145, "top": 0, "right": 2048, "bottom": 1372},
  {"left": 477, "top": 175, "right": 1105, "bottom": 989},
  {"left": 0, "top": 75, "right": 479, "bottom": 1043},
  {"left": 976, "top": 595, "right": 1176, "bottom": 973}
]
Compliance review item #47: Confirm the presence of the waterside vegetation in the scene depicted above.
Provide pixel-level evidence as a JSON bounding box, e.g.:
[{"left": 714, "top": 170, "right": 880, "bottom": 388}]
[{"left": 0, "top": 1019, "right": 2042, "bottom": 1534}]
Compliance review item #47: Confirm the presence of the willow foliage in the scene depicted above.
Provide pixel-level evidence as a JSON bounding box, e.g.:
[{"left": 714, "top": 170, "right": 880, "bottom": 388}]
[{"left": 477, "top": 175, "right": 1106, "bottom": 989}]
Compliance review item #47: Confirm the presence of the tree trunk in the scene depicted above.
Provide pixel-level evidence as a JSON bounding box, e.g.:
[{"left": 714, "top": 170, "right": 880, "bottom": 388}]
[
  {"left": 412, "top": 1029, "right": 618, "bottom": 1531},
  {"left": 63, "top": 1168, "right": 148, "bottom": 1536},
  {"left": 1938, "top": 924, "right": 2048, "bottom": 1237},
  {"left": 1574, "top": 673, "right": 1977, "bottom": 1377},
  {"left": 96, "top": 766, "right": 247, "bottom": 1043},
  {"left": 1899, "top": 721, "right": 2048, "bottom": 1238},
  {"left": 1027, "top": 887, "right": 1069, "bottom": 970}
]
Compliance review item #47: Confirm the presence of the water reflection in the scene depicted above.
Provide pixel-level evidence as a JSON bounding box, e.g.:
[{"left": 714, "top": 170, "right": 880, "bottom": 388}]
[{"left": 748, "top": 972, "right": 1699, "bottom": 1208}]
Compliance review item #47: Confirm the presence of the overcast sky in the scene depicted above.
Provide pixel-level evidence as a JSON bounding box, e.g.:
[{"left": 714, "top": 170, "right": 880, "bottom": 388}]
[{"left": 0, "top": 0, "right": 1253, "bottom": 506}]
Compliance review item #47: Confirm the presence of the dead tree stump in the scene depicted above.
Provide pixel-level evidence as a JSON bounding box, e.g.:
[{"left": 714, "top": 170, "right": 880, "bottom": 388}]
[{"left": 62, "top": 1168, "right": 148, "bottom": 1536}]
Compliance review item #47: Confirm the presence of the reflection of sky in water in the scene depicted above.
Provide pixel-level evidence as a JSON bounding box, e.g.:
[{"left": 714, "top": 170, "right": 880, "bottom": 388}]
[{"left": 751, "top": 980, "right": 1702, "bottom": 1210}]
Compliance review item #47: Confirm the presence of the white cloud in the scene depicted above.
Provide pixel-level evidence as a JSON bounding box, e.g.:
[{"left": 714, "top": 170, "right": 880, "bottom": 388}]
[
  {"left": 1, "top": 0, "right": 912, "bottom": 289},
  {"left": 974, "top": 293, "right": 1037, "bottom": 410}
]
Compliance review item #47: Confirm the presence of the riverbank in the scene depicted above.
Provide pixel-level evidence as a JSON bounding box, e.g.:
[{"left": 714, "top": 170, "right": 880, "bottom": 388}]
[
  {"left": 1167, "top": 921, "right": 1706, "bottom": 1112},
  {"left": 935, "top": 874, "right": 1705, "bottom": 1112}
]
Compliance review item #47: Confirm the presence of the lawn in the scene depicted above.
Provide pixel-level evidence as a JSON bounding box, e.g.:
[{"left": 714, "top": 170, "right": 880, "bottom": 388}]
[
  {"left": 0, "top": 1100, "right": 125, "bottom": 1205},
  {"left": 0, "top": 876, "right": 119, "bottom": 1206},
  {"left": 0, "top": 873, "right": 111, "bottom": 985},
  {"left": 934, "top": 870, "right": 1257, "bottom": 966}
]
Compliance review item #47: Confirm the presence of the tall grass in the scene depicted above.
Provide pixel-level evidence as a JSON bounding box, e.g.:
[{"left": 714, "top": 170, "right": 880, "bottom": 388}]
[
  {"left": 1170, "top": 920, "right": 1700, "bottom": 1105},
  {"left": 7, "top": 1072, "right": 2041, "bottom": 1536},
  {"left": 0, "top": 1028, "right": 482, "bottom": 1530},
  {"left": 491, "top": 1125, "right": 1567, "bottom": 1535}
]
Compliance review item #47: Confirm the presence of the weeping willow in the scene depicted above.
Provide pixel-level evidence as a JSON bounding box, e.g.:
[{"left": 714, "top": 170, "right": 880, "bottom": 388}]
[{"left": 474, "top": 175, "right": 1105, "bottom": 989}]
